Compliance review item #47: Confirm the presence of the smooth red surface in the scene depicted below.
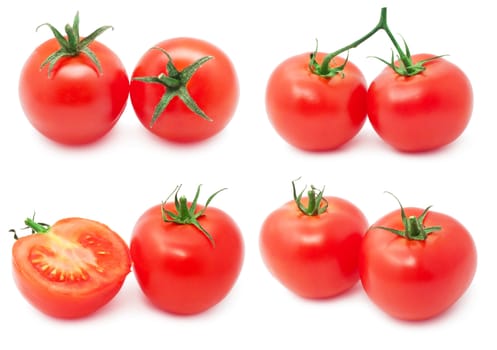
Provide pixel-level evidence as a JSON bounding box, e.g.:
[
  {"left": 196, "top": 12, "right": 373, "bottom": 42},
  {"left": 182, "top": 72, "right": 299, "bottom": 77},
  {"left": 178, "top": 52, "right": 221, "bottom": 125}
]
[
  {"left": 260, "top": 196, "right": 368, "bottom": 298},
  {"left": 130, "top": 37, "right": 239, "bottom": 143},
  {"left": 130, "top": 203, "right": 244, "bottom": 315},
  {"left": 367, "top": 54, "right": 473, "bottom": 152},
  {"left": 359, "top": 207, "right": 477, "bottom": 320},
  {"left": 265, "top": 53, "right": 367, "bottom": 151},
  {"left": 19, "top": 38, "right": 129, "bottom": 145}
]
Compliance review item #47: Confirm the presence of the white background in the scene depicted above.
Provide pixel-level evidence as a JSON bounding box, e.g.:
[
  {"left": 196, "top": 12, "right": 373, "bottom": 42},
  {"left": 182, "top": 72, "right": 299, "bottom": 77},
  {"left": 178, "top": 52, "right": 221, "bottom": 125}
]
[{"left": 1, "top": 0, "right": 494, "bottom": 348}]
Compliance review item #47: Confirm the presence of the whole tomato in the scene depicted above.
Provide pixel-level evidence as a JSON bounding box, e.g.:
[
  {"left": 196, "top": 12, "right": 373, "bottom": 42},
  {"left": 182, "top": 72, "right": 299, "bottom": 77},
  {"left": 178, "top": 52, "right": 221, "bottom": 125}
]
[
  {"left": 259, "top": 180, "right": 368, "bottom": 298},
  {"left": 265, "top": 52, "right": 367, "bottom": 151},
  {"left": 130, "top": 37, "right": 239, "bottom": 143},
  {"left": 18, "top": 12, "right": 129, "bottom": 146},
  {"left": 130, "top": 186, "right": 244, "bottom": 315},
  {"left": 367, "top": 54, "right": 473, "bottom": 152},
  {"left": 12, "top": 216, "right": 131, "bottom": 319},
  {"left": 359, "top": 194, "right": 477, "bottom": 321}
]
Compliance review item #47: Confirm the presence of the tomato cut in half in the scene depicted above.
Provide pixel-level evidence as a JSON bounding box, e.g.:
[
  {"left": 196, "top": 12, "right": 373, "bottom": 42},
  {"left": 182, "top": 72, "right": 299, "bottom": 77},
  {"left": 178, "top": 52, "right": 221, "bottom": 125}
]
[{"left": 12, "top": 217, "right": 131, "bottom": 319}]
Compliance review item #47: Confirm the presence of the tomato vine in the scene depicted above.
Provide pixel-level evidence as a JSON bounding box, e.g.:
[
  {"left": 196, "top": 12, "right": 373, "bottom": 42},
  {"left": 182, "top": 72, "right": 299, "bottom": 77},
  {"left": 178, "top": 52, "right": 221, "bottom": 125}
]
[{"left": 310, "top": 7, "right": 442, "bottom": 78}]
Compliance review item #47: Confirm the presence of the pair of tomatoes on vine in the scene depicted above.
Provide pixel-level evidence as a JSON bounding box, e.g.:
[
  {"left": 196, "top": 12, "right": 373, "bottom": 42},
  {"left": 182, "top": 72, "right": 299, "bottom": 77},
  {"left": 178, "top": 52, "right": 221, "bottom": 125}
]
[
  {"left": 259, "top": 179, "right": 477, "bottom": 321},
  {"left": 18, "top": 12, "right": 238, "bottom": 145},
  {"left": 266, "top": 8, "right": 473, "bottom": 152},
  {"left": 11, "top": 185, "right": 243, "bottom": 318}
]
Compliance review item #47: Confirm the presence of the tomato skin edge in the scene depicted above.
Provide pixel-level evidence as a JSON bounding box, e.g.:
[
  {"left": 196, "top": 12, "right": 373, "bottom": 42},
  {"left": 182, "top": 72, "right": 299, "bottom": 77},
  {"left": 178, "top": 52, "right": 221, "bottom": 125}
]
[{"left": 12, "top": 258, "right": 129, "bottom": 319}]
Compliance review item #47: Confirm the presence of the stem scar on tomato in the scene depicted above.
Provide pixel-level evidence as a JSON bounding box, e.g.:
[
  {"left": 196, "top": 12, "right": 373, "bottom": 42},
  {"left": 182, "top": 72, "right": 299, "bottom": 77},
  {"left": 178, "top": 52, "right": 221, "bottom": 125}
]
[
  {"left": 132, "top": 47, "right": 214, "bottom": 127},
  {"left": 160, "top": 185, "right": 227, "bottom": 247},
  {"left": 373, "top": 192, "right": 442, "bottom": 240},
  {"left": 36, "top": 11, "right": 113, "bottom": 77}
]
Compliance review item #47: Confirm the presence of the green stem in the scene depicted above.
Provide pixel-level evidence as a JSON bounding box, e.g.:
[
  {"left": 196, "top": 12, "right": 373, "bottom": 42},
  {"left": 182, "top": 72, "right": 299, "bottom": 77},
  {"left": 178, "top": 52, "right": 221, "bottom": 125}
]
[
  {"left": 381, "top": 22, "right": 413, "bottom": 69},
  {"left": 37, "top": 12, "right": 112, "bottom": 77},
  {"left": 160, "top": 185, "right": 226, "bottom": 247},
  {"left": 405, "top": 216, "right": 427, "bottom": 240},
  {"left": 373, "top": 192, "right": 442, "bottom": 241},
  {"left": 132, "top": 47, "right": 213, "bottom": 126},
  {"left": 292, "top": 178, "right": 328, "bottom": 216},
  {"left": 24, "top": 217, "right": 50, "bottom": 234},
  {"left": 319, "top": 8, "right": 388, "bottom": 75},
  {"left": 312, "top": 7, "right": 432, "bottom": 78}
]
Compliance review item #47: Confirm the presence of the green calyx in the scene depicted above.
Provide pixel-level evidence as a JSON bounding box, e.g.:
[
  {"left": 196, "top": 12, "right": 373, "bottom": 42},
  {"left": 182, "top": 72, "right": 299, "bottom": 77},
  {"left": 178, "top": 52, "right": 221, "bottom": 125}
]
[
  {"left": 9, "top": 214, "right": 50, "bottom": 240},
  {"left": 309, "top": 41, "right": 350, "bottom": 78},
  {"left": 370, "top": 37, "right": 445, "bottom": 77},
  {"left": 374, "top": 192, "right": 442, "bottom": 241},
  {"left": 132, "top": 47, "right": 213, "bottom": 128},
  {"left": 292, "top": 178, "right": 328, "bottom": 216},
  {"left": 160, "top": 185, "right": 226, "bottom": 247},
  {"left": 37, "top": 11, "right": 112, "bottom": 77},
  {"left": 309, "top": 7, "right": 443, "bottom": 78}
]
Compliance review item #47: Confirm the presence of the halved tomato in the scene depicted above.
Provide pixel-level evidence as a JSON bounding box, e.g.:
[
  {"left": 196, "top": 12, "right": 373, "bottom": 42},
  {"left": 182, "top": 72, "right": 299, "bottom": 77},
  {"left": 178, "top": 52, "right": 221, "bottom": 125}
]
[{"left": 12, "top": 217, "right": 131, "bottom": 319}]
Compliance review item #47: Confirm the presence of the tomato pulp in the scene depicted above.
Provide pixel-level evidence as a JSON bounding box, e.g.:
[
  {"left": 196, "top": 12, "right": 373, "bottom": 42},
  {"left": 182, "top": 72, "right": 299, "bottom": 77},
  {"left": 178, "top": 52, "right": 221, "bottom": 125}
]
[{"left": 12, "top": 218, "right": 131, "bottom": 318}]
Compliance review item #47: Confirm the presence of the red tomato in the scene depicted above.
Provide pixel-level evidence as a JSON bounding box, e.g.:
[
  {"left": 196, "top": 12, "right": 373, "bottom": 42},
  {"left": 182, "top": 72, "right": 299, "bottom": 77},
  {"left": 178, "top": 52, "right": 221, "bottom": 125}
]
[
  {"left": 367, "top": 54, "right": 473, "bottom": 152},
  {"left": 130, "top": 37, "right": 239, "bottom": 143},
  {"left": 12, "top": 217, "right": 131, "bottom": 319},
  {"left": 259, "top": 182, "right": 368, "bottom": 298},
  {"left": 130, "top": 187, "right": 244, "bottom": 315},
  {"left": 359, "top": 202, "right": 477, "bottom": 320},
  {"left": 265, "top": 53, "right": 367, "bottom": 151},
  {"left": 18, "top": 16, "right": 129, "bottom": 146}
]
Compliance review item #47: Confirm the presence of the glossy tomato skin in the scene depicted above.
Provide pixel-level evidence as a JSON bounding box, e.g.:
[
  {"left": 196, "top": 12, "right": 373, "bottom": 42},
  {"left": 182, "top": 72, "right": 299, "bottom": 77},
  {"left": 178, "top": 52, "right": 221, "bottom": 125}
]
[
  {"left": 260, "top": 197, "right": 368, "bottom": 298},
  {"left": 12, "top": 218, "right": 131, "bottom": 319},
  {"left": 265, "top": 53, "right": 367, "bottom": 151},
  {"left": 130, "top": 37, "right": 239, "bottom": 143},
  {"left": 367, "top": 54, "right": 473, "bottom": 152},
  {"left": 19, "top": 38, "right": 129, "bottom": 145},
  {"left": 359, "top": 208, "right": 477, "bottom": 321},
  {"left": 130, "top": 203, "right": 244, "bottom": 315}
]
